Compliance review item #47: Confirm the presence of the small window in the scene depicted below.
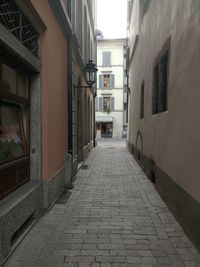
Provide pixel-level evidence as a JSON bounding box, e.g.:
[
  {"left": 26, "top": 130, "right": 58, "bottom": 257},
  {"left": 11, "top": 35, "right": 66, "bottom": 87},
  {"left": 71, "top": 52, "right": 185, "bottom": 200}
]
[
  {"left": 152, "top": 39, "right": 170, "bottom": 114},
  {"left": 99, "top": 74, "right": 115, "bottom": 89},
  {"left": 102, "top": 51, "right": 111, "bottom": 66},
  {"left": 140, "top": 81, "right": 145, "bottom": 119},
  {"left": 103, "top": 74, "right": 110, "bottom": 88},
  {"left": 103, "top": 97, "right": 110, "bottom": 111}
]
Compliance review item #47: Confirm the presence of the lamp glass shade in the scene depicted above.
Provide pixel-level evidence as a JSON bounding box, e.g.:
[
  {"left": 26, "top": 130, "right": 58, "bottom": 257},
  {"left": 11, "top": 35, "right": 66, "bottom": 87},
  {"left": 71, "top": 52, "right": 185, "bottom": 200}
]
[{"left": 85, "top": 60, "right": 98, "bottom": 85}]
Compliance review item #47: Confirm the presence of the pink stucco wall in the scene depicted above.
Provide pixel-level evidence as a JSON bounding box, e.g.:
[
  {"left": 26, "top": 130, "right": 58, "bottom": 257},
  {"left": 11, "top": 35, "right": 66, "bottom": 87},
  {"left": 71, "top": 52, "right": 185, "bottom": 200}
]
[{"left": 31, "top": 0, "right": 68, "bottom": 181}]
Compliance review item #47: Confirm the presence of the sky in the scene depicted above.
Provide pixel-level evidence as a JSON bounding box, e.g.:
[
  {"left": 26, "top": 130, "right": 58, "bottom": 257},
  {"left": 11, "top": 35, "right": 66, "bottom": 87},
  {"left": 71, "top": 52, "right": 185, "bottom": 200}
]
[{"left": 97, "top": 0, "right": 127, "bottom": 39}]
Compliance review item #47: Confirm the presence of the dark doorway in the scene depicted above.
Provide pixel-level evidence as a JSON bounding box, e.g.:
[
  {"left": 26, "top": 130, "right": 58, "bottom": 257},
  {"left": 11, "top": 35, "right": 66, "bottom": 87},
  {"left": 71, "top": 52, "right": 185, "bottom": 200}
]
[{"left": 101, "top": 122, "right": 113, "bottom": 138}]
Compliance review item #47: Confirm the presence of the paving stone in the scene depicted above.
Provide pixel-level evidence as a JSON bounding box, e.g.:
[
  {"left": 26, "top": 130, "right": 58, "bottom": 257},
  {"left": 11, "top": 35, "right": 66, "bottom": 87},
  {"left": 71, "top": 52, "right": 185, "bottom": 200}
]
[{"left": 4, "top": 139, "right": 200, "bottom": 266}]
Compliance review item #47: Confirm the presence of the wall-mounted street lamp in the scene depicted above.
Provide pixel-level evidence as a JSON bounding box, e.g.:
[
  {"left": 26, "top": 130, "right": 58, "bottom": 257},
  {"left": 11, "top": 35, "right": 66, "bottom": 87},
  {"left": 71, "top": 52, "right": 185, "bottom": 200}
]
[
  {"left": 76, "top": 59, "right": 98, "bottom": 89},
  {"left": 85, "top": 59, "right": 98, "bottom": 86}
]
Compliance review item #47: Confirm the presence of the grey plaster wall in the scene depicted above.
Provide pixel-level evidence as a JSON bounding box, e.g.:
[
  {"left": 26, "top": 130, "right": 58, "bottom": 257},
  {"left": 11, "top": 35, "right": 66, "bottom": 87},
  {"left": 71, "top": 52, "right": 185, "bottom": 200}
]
[
  {"left": 0, "top": 182, "right": 43, "bottom": 264},
  {"left": 128, "top": 0, "right": 200, "bottom": 204}
]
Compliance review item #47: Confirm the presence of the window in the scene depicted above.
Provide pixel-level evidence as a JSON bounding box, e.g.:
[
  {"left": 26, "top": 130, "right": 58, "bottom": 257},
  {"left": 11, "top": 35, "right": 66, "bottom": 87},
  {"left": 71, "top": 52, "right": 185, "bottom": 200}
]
[
  {"left": 0, "top": 61, "right": 30, "bottom": 199},
  {"left": 99, "top": 74, "right": 115, "bottom": 89},
  {"left": 102, "top": 51, "right": 111, "bottom": 66},
  {"left": 152, "top": 39, "right": 170, "bottom": 114},
  {"left": 103, "top": 74, "right": 110, "bottom": 88},
  {"left": 103, "top": 97, "right": 110, "bottom": 111},
  {"left": 97, "top": 97, "right": 115, "bottom": 112},
  {"left": 140, "top": 81, "right": 145, "bottom": 118},
  {"left": 0, "top": 0, "right": 39, "bottom": 56},
  {"left": 0, "top": 103, "right": 25, "bottom": 163},
  {"left": 103, "top": 97, "right": 115, "bottom": 112}
]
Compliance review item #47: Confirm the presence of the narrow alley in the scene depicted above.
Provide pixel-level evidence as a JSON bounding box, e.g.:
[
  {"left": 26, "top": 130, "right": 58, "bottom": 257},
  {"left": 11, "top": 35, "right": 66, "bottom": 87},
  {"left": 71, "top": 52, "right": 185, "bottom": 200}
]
[{"left": 4, "top": 139, "right": 200, "bottom": 267}]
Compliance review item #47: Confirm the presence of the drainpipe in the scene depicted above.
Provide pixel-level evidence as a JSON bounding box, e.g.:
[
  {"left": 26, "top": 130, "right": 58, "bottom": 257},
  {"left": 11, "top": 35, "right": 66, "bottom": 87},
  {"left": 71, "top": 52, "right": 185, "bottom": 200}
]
[
  {"left": 93, "top": 89, "right": 96, "bottom": 147},
  {"left": 68, "top": 37, "right": 72, "bottom": 155},
  {"left": 67, "top": 36, "right": 73, "bottom": 186}
]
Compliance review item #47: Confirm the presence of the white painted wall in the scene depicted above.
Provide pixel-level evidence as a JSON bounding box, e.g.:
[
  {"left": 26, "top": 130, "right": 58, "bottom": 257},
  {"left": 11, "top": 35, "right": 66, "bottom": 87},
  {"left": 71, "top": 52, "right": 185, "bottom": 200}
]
[{"left": 96, "top": 39, "right": 126, "bottom": 138}]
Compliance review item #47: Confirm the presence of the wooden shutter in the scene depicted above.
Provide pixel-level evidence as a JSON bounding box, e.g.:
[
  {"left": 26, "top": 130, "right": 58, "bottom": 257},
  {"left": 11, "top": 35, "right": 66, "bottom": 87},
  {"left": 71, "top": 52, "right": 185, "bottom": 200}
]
[
  {"left": 110, "top": 97, "right": 115, "bottom": 111},
  {"left": 99, "top": 75, "right": 103, "bottom": 88},
  {"left": 110, "top": 74, "right": 115, "bottom": 88},
  {"left": 99, "top": 97, "right": 103, "bottom": 111},
  {"left": 103, "top": 52, "right": 111, "bottom": 66}
]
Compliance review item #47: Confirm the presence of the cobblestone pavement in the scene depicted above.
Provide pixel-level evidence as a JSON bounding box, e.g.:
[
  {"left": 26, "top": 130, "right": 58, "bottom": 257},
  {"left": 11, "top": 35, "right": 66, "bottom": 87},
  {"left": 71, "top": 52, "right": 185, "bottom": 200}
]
[{"left": 4, "top": 139, "right": 200, "bottom": 267}]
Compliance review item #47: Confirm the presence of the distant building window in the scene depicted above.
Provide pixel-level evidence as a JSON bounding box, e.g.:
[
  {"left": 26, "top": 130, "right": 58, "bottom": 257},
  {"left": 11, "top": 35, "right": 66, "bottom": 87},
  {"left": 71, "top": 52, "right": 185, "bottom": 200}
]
[
  {"left": 102, "top": 51, "right": 111, "bottom": 66},
  {"left": 99, "top": 74, "right": 115, "bottom": 89},
  {"left": 103, "top": 74, "right": 110, "bottom": 88},
  {"left": 140, "top": 81, "right": 145, "bottom": 119},
  {"left": 97, "top": 97, "right": 115, "bottom": 112},
  {"left": 152, "top": 39, "right": 170, "bottom": 114},
  {"left": 103, "top": 97, "right": 110, "bottom": 110}
]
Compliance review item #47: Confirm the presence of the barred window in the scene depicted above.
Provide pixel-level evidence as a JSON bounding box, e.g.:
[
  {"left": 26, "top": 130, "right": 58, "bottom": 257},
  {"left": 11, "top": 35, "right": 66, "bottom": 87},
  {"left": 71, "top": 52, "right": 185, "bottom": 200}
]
[{"left": 0, "top": 0, "right": 39, "bottom": 56}]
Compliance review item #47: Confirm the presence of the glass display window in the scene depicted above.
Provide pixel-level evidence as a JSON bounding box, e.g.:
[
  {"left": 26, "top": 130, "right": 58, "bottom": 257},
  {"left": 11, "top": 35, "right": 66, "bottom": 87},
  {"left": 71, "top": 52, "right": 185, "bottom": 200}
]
[{"left": 0, "top": 103, "right": 25, "bottom": 163}]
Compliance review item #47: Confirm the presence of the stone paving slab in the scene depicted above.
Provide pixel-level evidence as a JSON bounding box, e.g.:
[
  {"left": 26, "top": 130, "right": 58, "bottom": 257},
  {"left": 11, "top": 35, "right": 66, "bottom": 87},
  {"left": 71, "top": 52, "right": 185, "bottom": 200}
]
[{"left": 4, "top": 139, "right": 200, "bottom": 267}]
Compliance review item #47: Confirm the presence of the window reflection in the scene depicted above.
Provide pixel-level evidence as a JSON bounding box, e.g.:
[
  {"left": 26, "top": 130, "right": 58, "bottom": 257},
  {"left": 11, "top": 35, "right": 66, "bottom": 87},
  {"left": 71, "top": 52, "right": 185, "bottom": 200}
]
[
  {"left": 2, "top": 64, "right": 17, "bottom": 94},
  {"left": 0, "top": 103, "right": 25, "bottom": 163}
]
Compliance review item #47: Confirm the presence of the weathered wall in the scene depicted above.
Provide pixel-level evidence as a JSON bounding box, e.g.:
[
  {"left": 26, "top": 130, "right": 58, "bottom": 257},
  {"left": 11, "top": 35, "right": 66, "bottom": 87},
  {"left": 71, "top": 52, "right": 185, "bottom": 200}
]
[
  {"left": 31, "top": 0, "right": 68, "bottom": 181},
  {"left": 128, "top": 0, "right": 200, "bottom": 249},
  {"left": 128, "top": 0, "right": 200, "bottom": 203}
]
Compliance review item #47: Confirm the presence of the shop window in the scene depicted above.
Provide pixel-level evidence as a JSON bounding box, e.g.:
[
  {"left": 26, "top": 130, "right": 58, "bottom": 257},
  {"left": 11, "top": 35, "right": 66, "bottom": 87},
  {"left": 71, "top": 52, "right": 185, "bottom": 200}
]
[
  {"left": 0, "top": 61, "right": 30, "bottom": 199},
  {"left": 2, "top": 64, "right": 17, "bottom": 94},
  {"left": 18, "top": 72, "right": 28, "bottom": 98},
  {"left": 0, "top": 103, "right": 25, "bottom": 163}
]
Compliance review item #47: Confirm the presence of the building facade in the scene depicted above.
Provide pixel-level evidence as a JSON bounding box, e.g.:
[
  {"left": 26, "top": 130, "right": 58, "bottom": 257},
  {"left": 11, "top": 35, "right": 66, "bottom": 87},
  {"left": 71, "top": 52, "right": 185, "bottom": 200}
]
[
  {"left": 55, "top": 0, "right": 97, "bottom": 174},
  {"left": 96, "top": 39, "right": 126, "bottom": 138},
  {"left": 127, "top": 0, "right": 200, "bottom": 249},
  {"left": 0, "top": 0, "right": 96, "bottom": 263}
]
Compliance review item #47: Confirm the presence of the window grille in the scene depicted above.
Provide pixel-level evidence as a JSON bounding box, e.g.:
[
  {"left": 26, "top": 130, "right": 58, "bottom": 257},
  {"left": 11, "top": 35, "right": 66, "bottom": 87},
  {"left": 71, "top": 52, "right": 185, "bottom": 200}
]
[{"left": 0, "top": 0, "right": 39, "bottom": 56}]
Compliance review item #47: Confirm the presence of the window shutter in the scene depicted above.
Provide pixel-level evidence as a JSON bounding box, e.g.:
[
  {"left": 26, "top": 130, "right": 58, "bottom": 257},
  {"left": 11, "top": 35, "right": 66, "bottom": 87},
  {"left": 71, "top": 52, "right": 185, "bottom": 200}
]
[
  {"left": 103, "top": 52, "right": 111, "bottom": 66},
  {"left": 110, "top": 74, "right": 115, "bottom": 88},
  {"left": 110, "top": 97, "right": 115, "bottom": 111},
  {"left": 99, "top": 97, "right": 103, "bottom": 111},
  {"left": 99, "top": 75, "right": 103, "bottom": 88},
  {"left": 95, "top": 97, "right": 99, "bottom": 111}
]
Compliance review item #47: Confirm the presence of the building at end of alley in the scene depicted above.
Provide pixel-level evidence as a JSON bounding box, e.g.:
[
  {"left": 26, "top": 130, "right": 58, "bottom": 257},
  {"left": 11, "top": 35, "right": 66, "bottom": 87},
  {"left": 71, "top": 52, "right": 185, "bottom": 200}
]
[{"left": 96, "top": 38, "right": 127, "bottom": 139}]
